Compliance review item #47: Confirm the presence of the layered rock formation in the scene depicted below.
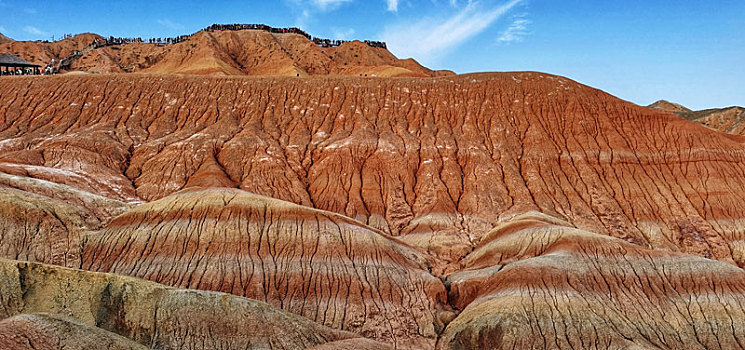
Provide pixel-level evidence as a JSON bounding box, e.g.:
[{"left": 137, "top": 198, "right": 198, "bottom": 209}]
[
  {"left": 3, "top": 72, "right": 745, "bottom": 348},
  {"left": 3, "top": 74, "right": 745, "bottom": 268},
  {"left": 0, "top": 258, "right": 376, "bottom": 349},
  {"left": 82, "top": 188, "right": 450, "bottom": 348},
  {"left": 0, "top": 172, "right": 130, "bottom": 267},
  {"left": 0, "top": 33, "right": 101, "bottom": 67},
  {"left": 441, "top": 213, "right": 745, "bottom": 349},
  {"left": 682, "top": 106, "right": 745, "bottom": 136}
]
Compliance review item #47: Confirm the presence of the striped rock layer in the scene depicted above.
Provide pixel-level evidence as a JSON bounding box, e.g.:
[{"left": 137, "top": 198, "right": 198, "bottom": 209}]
[
  {"left": 0, "top": 172, "right": 130, "bottom": 268},
  {"left": 0, "top": 258, "right": 379, "bottom": 350},
  {"left": 81, "top": 188, "right": 450, "bottom": 348},
  {"left": 441, "top": 213, "right": 745, "bottom": 349},
  {"left": 648, "top": 101, "right": 745, "bottom": 136},
  {"left": 2, "top": 73, "right": 745, "bottom": 348},
  {"left": 2, "top": 74, "right": 745, "bottom": 269}
]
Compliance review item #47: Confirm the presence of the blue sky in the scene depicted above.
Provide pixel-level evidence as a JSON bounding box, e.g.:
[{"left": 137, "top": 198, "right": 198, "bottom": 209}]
[{"left": 0, "top": 0, "right": 742, "bottom": 110}]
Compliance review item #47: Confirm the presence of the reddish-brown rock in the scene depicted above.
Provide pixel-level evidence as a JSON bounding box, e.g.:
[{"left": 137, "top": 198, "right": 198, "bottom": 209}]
[
  {"left": 3, "top": 74, "right": 745, "bottom": 269},
  {"left": 1, "top": 30, "right": 452, "bottom": 77},
  {"left": 0, "top": 172, "right": 129, "bottom": 267},
  {"left": 648, "top": 99, "right": 692, "bottom": 114},
  {"left": 440, "top": 213, "right": 745, "bottom": 349},
  {"left": 81, "top": 188, "right": 449, "bottom": 348},
  {"left": 4, "top": 72, "right": 745, "bottom": 348},
  {"left": 307, "top": 338, "right": 394, "bottom": 350},
  {"left": 0, "top": 314, "right": 148, "bottom": 350},
  {"left": 0, "top": 33, "right": 101, "bottom": 67},
  {"left": 0, "top": 33, "right": 13, "bottom": 45},
  {"left": 684, "top": 106, "right": 745, "bottom": 135}
]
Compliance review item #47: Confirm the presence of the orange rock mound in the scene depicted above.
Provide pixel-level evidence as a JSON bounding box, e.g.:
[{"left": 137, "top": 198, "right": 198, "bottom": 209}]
[
  {"left": 0, "top": 314, "right": 147, "bottom": 350},
  {"left": 82, "top": 188, "right": 450, "bottom": 348},
  {"left": 440, "top": 213, "right": 745, "bottom": 349},
  {"left": 0, "top": 33, "right": 101, "bottom": 67},
  {"left": 1, "top": 30, "right": 452, "bottom": 77},
  {"left": 0, "top": 33, "right": 13, "bottom": 45}
]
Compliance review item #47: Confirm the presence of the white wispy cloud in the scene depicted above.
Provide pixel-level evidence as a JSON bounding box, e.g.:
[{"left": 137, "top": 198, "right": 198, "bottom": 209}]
[
  {"left": 387, "top": 0, "right": 398, "bottom": 12},
  {"left": 287, "top": 0, "right": 352, "bottom": 27},
  {"left": 332, "top": 28, "right": 356, "bottom": 40},
  {"left": 157, "top": 19, "right": 184, "bottom": 31},
  {"left": 497, "top": 17, "right": 530, "bottom": 43},
  {"left": 0, "top": 26, "right": 6, "bottom": 33},
  {"left": 23, "top": 26, "right": 48, "bottom": 37},
  {"left": 381, "top": 0, "right": 523, "bottom": 64},
  {"left": 310, "top": 0, "right": 352, "bottom": 11}
]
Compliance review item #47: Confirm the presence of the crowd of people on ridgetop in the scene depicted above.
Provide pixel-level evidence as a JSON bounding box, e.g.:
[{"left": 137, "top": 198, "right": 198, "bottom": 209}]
[
  {"left": 44, "top": 34, "right": 192, "bottom": 74},
  {"left": 206, "top": 24, "right": 311, "bottom": 38},
  {"left": 204, "top": 23, "right": 388, "bottom": 49},
  {"left": 94, "top": 35, "right": 191, "bottom": 47},
  {"left": 0, "top": 68, "right": 40, "bottom": 76},
  {"left": 22, "top": 23, "right": 389, "bottom": 76}
]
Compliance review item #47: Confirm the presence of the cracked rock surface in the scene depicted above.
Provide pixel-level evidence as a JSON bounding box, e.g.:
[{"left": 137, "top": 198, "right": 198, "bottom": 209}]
[
  {"left": 82, "top": 188, "right": 449, "bottom": 348},
  {"left": 0, "top": 259, "right": 374, "bottom": 350},
  {"left": 2, "top": 73, "right": 745, "bottom": 349},
  {"left": 442, "top": 213, "right": 745, "bottom": 349}
]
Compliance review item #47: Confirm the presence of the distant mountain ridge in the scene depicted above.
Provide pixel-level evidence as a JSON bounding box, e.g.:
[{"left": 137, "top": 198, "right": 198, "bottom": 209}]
[
  {"left": 648, "top": 100, "right": 745, "bottom": 135},
  {"left": 0, "top": 29, "right": 454, "bottom": 77},
  {"left": 648, "top": 99, "right": 692, "bottom": 114}
]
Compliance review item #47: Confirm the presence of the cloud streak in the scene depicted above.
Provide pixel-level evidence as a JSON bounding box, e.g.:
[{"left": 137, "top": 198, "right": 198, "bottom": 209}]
[
  {"left": 381, "top": 0, "right": 523, "bottom": 64},
  {"left": 287, "top": 0, "right": 352, "bottom": 27},
  {"left": 387, "top": 0, "right": 398, "bottom": 12},
  {"left": 309, "top": 0, "right": 352, "bottom": 11},
  {"left": 332, "top": 28, "right": 356, "bottom": 40},
  {"left": 497, "top": 17, "right": 530, "bottom": 43},
  {"left": 157, "top": 19, "right": 184, "bottom": 31},
  {"left": 23, "top": 26, "right": 48, "bottom": 37}
]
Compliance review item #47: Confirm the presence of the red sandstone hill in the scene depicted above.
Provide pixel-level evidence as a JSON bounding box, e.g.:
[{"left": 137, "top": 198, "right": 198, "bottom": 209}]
[
  {"left": 3, "top": 73, "right": 745, "bottom": 348},
  {"left": 0, "top": 33, "right": 13, "bottom": 45},
  {"left": 0, "top": 33, "right": 101, "bottom": 67},
  {"left": 0, "top": 30, "right": 453, "bottom": 77}
]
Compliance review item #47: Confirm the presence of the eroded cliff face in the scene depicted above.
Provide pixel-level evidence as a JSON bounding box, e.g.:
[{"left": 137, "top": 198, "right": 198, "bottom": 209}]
[
  {"left": 683, "top": 107, "right": 745, "bottom": 136},
  {"left": 0, "top": 172, "right": 130, "bottom": 268},
  {"left": 2, "top": 73, "right": 745, "bottom": 267},
  {"left": 82, "top": 188, "right": 450, "bottom": 348},
  {"left": 441, "top": 213, "right": 745, "bottom": 349},
  {"left": 3, "top": 73, "right": 745, "bottom": 349}
]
